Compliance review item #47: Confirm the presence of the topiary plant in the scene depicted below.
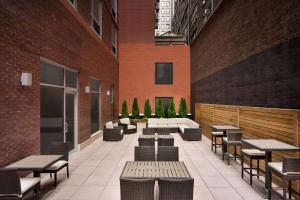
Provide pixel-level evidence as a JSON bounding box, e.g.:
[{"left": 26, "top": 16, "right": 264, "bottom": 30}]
[
  {"left": 155, "top": 98, "right": 165, "bottom": 118},
  {"left": 121, "top": 100, "right": 129, "bottom": 118},
  {"left": 167, "top": 99, "right": 176, "bottom": 118},
  {"left": 178, "top": 97, "right": 187, "bottom": 118},
  {"left": 144, "top": 99, "right": 152, "bottom": 118},
  {"left": 132, "top": 98, "right": 140, "bottom": 118}
]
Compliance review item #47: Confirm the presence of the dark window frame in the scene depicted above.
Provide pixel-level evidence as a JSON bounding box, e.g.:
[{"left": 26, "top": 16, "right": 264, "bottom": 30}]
[{"left": 155, "top": 62, "right": 173, "bottom": 85}]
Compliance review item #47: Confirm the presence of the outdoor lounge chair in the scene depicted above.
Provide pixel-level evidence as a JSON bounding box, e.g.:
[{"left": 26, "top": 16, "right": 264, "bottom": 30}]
[
  {"left": 41, "top": 142, "right": 69, "bottom": 187},
  {"left": 157, "top": 146, "right": 178, "bottom": 161},
  {"left": 158, "top": 178, "right": 194, "bottom": 200},
  {"left": 119, "top": 118, "right": 137, "bottom": 134},
  {"left": 103, "top": 121, "right": 124, "bottom": 141},
  {"left": 267, "top": 157, "right": 300, "bottom": 200},
  {"left": 134, "top": 146, "right": 155, "bottom": 161},
  {"left": 0, "top": 168, "right": 40, "bottom": 200},
  {"left": 120, "top": 178, "right": 155, "bottom": 200}
]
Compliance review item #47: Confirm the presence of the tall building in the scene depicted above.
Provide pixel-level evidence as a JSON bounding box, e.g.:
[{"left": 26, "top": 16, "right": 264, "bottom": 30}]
[
  {"left": 172, "top": 0, "right": 222, "bottom": 44},
  {"left": 155, "top": 0, "right": 176, "bottom": 36},
  {"left": 119, "top": 0, "right": 190, "bottom": 116},
  {"left": 0, "top": 0, "right": 119, "bottom": 166}
]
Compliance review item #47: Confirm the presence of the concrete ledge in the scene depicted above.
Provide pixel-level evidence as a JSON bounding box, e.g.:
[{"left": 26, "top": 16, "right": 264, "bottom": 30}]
[{"left": 78, "top": 131, "right": 102, "bottom": 151}]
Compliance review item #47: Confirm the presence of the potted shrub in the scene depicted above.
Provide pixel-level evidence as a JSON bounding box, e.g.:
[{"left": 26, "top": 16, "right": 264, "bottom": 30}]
[
  {"left": 144, "top": 99, "right": 152, "bottom": 118},
  {"left": 155, "top": 98, "right": 165, "bottom": 118},
  {"left": 178, "top": 98, "right": 187, "bottom": 118},
  {"left": 168, "top": 99, "right": 176, "bottom": 118},
  {"left": 121, "top": 100, "right": 129, "bottom": 118},
  {"left": 132, "top": 98, "right": 140, "bottom": 118}
]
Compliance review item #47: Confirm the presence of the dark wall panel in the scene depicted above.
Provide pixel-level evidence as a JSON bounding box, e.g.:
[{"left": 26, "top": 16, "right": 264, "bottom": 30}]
[{"left": 191, "top": 36, "right": 300, "bottom": 110}]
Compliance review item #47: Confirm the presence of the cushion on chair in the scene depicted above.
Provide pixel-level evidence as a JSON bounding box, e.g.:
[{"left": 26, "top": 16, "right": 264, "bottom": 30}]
[
  {"left": 211, "top": 131, "right": 223, "bottom": 136},
  {"left": 121, "top": 130, "right": 124, "bottom": 134},
  {"left": 156, "top": 125, "right": 168, "bottom": 128},
  {"left": 120, "top": 118, "right": 131, "bottom": 125},
  {"left": 168, "top": 124, "right": 178, "bottom": 128},
  {"left": 20, "top": 178, "right": 40, "bottom": 194},
  {"left": 105, "top": 121, "right": 114, "bottom": 129},
  {"left": 268, "top": 162, "right": 300, "bottom": 175},
  {"left": 148, "top": 118, "right": 157, "bottom": 125},
  {"left": 242, "top": 149, "right": 265, "bottom": 156},
  {"left": 47, "top": 160, "right": 68, "bottom": 170},
  {"left": 179, "top": 125, "right": 189, "bottom": 133},
  {"left": 128, "top": 125, "right": 136, "bottom": 130},
  {"left": 157, "top": 118, "right": 168, "bottom": 125},
  {"left": 167, "top": 118, "right": 177, "bottom": 125},
  {"left": 148, "top": 124, "right": 157, "bottom": 128}
]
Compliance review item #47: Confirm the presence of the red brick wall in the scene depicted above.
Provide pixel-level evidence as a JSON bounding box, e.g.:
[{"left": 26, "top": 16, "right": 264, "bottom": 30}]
[
  {"left": 119, "top": 44, "right": 190, "bottom": 112},
  {"left": 119, "top": 0, "right": 190, "bottom": 113},
  {"left": 0, "top": 0, "right": 118, "bottom": 167}
]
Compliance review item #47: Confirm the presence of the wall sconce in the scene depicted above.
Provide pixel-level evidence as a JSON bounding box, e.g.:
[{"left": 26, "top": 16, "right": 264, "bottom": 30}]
[
  {"left": 85, "top": 86, "right": 90, "bottom": 94},
  {"left": 106, "top": 90, "right": 111, "bottom": 96},
  {"left": 21, "top": 72, "right": 32, "bottom": 86}
]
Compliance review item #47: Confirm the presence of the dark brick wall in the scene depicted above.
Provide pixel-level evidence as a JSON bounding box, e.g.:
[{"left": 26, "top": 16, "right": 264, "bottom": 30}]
[
  {"left": 0, "top": 0, "right": 118, "bottom": 167},
  {"left": 191, "top": 0, "right": 300, "bottom": 113}
]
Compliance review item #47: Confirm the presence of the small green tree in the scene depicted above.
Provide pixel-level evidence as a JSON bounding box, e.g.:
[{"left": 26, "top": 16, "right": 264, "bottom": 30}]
[
  {"left": 155, "top": 98, "right": 165, "bottom": 118},
  {"left": 132, "top": 98, "right": 140, "bottom": 118},
  {"left": 167, "top": 99, "right": 176, "bottom": 118},
  {"left": 144, "top": 99, "right": 152, "bottom": 118},
  {"left": 178, "top": 98, "right": 187, "bottom": 118},
  {"left": 121, "top": 100, "right": 129, "bottom": 118}
]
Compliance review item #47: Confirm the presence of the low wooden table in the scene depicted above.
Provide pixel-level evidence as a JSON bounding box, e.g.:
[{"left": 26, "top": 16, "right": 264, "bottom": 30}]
[
  {"left": 242, "top": 139, "right": 300, "bottom": 188},
  {"left": 138, "top": 135, "right": 174, "bottom": 141},
  {"left": 120, "top": 161, "right": 191, "bottom": 180},
  {"left": 6, "top": 155, "right": 63, "bottom": 177}
]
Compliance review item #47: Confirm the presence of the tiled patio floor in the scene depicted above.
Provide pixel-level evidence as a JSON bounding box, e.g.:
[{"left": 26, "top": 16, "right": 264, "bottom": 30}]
[{"left": 42, "top": 123, "right": 267, "bottom": 200}]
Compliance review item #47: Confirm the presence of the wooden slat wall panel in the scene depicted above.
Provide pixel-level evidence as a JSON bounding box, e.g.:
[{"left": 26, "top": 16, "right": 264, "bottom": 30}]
[{"left": 196, "top": 104, "right": 214, "bottom": 138}]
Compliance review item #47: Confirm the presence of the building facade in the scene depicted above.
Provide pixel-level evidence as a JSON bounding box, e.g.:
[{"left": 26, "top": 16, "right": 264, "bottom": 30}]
[
  {"left": 155, "top": 0, "right": 176, "bottom": 36},
  {"left": 172, "top": 0, "right": 222, "bottom": 44},
  {"left": 119, "top": 0, "right": 190, "bottom": 116},
  {"left": 0, "top": 0, "right": 119, "bottom": 167}
]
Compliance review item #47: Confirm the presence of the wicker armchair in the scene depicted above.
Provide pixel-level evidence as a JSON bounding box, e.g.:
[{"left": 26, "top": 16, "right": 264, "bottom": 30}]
[
  {"left": 119, "top": 118, "right": 137, "bottom": 134},
  {"left": 157, "top": 128, "right": 171, "bottom": 135},
  {"left": 138, "top": 138, "right": 155, "bottom": 146},
  {"left": 158, "top": 137, "right": 174, "bottom": 146},
  {"left": 103, "top": 126, "right": 124, "bottom": 141},
  {"left": 120, "top": 178, "right": 155, "bottom": 200},
  {"left": 157, "top": 146, "right": 179, "bottom": 161},
  {"left": 135, "top": 146, "right": 155, "bottom": 161},
  {"left": 0, "top": 168, "right": 40, "bottom": 200},
  {"left": 143, "top": 128, "right": 156, "bottom": 135},
  {"left": 158, "top": 178, "right": 194, "bottom": 200}
]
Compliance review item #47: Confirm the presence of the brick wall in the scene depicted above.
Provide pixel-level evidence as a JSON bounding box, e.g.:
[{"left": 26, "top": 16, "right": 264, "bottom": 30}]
[
  {"left": 0, "top": 0, "right": 118, "bottom": 167},
  {"left": 119, "top": 0, "right": 190, "bottom": 113},
  {"left": 191, "top": 0, "right": 300, "bottom": 112}
]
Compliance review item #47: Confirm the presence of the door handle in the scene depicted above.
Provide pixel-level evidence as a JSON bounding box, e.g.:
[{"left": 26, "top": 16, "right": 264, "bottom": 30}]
[{"left": 65, "top": 121, "right": 68, "bottom": 133}]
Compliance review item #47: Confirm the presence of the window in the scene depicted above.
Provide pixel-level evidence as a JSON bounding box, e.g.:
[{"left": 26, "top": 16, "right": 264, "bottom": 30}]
[
  {"left": 161, "top": 9, "right": 165, "bottom": 14},
  {"left": 155, "top": 63, "right": 173, "bottom": 85},
  {"left": 166, "top": 16, "right": 170, "bottom": 22},
  {"left": 112, "top": 25, "right": 117, "bottom": 54},
  {"left": 161, "top": 16, "right": 165, "bottom": 22},
  {"left": 166, "top": 8, "right": 170, "bottom": 13},
  {"left": 111, "top": 0, "right": 117, "bottom": 20},
  {"left": 162, "top": 1, "right": 165, "bottom": 6},
  {"left": 90, "top": 79, "right": 100, "bottom": 134},
  {"left": 92, "top": 0, "right": 102, "bottom": 36},
  {"left": 68, "top": 0, "right": 77, "bottom": 8},
  {"left": 162, "top": 24, "right": 165, "bottom": 29},
  {"left": 166, "top": 1, "right": 170, "bottom": 6},
  {"left": 166, "top": 24, "right": 170, "bottom": 30}
]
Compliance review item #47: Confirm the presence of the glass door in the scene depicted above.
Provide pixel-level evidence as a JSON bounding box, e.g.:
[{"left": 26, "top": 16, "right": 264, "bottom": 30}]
[{"left": 65, "top": 92, "right": 76, "bottom": 151}]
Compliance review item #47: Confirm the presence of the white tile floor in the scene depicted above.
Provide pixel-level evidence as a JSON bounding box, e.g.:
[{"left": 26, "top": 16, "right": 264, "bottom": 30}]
[{"left": 43, "top": 123, "right": 266, "bottom": 200}]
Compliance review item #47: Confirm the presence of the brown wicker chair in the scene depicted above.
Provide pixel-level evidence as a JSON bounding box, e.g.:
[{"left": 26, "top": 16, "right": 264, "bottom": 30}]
[
  {"left": 158, "top": 178, "right": 194, "bottom": 200},
  {"left": 0, "top": 168, "right": 40, "bottom": 200},
  {"left": 267, "top": 157, "right": 300, "bottom": 200},
  {"left": 158, "top": 137, "right": 174, "bottom": 146},
  {"left": 143, "top": 128, "right": 156, "bottom": 135},
  {"left": 120, "top": 178, "right": 155, "bottom": 200},
  {"left": 41, "top": 142, "right": 69, "bottom": 187},
  {"left": 134, "top": 146, "right": 155, "bottom": 161},
  {"left": 157, "top": 128, "right": 170, "bottom": 135},
  {"left": 157, "top": 146, "right": 179, "bottom": 161},
  {"left": 222, "top": 130, "right": 242, "bottom": 165},
  {"left": 138, "top": 137, "right": 155, "bottom": 146},
  {"left": 118, "top": 118, "right": 137, "bottom": 134},
  {"left": 103, "top": 126, "right": 124, "bottom": 141}
]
